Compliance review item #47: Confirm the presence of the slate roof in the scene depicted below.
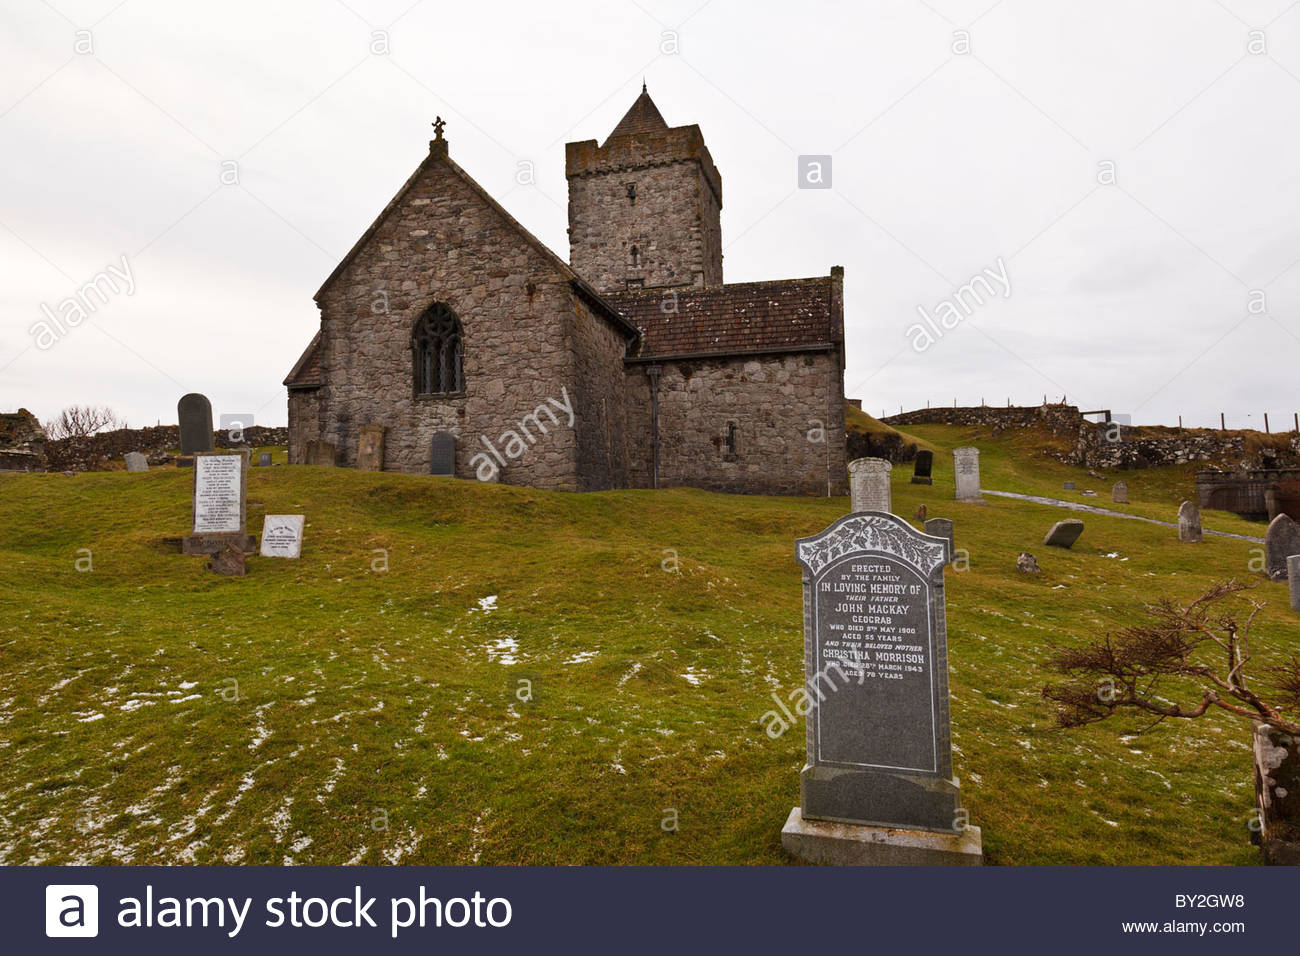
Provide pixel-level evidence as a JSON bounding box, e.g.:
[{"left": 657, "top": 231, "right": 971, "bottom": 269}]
[
  {"left": 604, "top": 277, "right": 839, "bottom": 361},
  {"left": 605, "top": 84, "right": 669, "bottom": 144},
  {"left": 283, "top": 331, "right": 322, "bottom": 389}
]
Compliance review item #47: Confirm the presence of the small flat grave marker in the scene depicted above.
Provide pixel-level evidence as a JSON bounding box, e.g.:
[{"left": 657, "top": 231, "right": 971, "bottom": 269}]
[
  {"left": 1043, "top": 519, "right": 1084, "bottom": 549},
  {"left": 260, "top": 515, "right": 305, "bottom": 559}
]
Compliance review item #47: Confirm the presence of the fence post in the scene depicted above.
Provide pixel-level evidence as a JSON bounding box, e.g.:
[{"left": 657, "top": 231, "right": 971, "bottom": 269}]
[
  {"left": 1221, "top": 412, "right": 1226, "bottom": 431},
  {"left": 1265, "top": 413, "right": 1270, "bottom": 434}
]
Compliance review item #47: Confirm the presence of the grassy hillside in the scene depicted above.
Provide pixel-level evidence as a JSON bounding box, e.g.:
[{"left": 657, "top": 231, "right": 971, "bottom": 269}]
[{"left": 0, "top": 427, "right": 1292, "bottom": 866}]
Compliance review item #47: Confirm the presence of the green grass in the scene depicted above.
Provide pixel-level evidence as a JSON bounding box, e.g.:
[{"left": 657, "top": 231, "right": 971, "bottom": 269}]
[{"left": 0, "top": 427, "right": 1292, "bottom": 866}]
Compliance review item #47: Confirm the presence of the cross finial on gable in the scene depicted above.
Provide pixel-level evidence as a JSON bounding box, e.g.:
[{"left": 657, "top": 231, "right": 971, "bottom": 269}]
[{"left": 432, "top": 116, "right": 446, "bottom": 140}]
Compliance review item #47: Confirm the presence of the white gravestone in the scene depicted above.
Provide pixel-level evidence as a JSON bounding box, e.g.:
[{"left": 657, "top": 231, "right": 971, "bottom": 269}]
[
  {"left": 953, "top": 447, "right": 982, "bottom": 501},
  {"left": 194, "top": 454, "right": 243, "bottom": 533},
  {"left": 260, "top": 515, "right": 305, "bottom": 559},
  {"left": 182, "top": 450, "right": 253, "bottom": 555},
  {"left": 849, "top": 458, "right": 892, "bottom": 513}
]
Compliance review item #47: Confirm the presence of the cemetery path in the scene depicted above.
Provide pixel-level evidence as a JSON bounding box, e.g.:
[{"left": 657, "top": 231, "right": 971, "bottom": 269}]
[{"left": 982, "top": 490, "right": 1265, "bottom": 543}]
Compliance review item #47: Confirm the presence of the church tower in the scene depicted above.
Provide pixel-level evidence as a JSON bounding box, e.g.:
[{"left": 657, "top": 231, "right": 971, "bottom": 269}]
[{"left": 565, "top": 85, "right": 723, "bottom": 294}]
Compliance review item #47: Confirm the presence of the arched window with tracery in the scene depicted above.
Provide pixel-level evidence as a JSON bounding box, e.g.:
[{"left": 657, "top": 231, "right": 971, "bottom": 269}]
[{"left": 412, "top": 303, "right": 463, "bottom": 396}]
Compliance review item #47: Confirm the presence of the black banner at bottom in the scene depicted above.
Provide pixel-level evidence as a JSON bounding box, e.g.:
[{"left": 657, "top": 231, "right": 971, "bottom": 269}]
[{"left": 7, "top": 866, "right": 1283, "bottom": 954}]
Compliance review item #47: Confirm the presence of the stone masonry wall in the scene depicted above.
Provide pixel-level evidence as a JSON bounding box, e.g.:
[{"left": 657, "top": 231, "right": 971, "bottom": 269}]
[
  {"left": 568, "top": 295, "right": 632, "bottom": 490},
  {"left": 567, "top": 127, "right": 723, "bottom": 294},
  {"left": 286, "top": 390, "right": 321, "bottom": 465},
  {"left": 311, "top": 149, "right": 590, "bottom": 490},
  {"left": 626, "top": 352, "right": 847, "bottom": 495}
]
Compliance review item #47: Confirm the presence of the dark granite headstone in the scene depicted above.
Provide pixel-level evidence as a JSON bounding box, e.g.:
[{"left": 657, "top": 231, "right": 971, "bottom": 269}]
[
  {"left": 430, "top": 431, "right": 456, "bottom": 476},
  {"left": 1266, "top": 514, "right": 1300, "bottom": 581},
  {"left": 911, "top": 449, "right": 934, "bottom": 485},
  {"left": 1043, "top": 519, "right": 1084, "bottom": 549},
  {"left": 924, "top": 517, "right": 954, "bottom": 558},
  {"left": 178, "top": 393, "right": 214, "bottom": 455},
  {"left": 258, "top": 452, "right": 272, "bottom": 467},
  {"left": 792, "top": 512, "right": 961, "bottom": 832},
  {"left": 1063, "top": 481, "right": 1075, "bottom": 491}
]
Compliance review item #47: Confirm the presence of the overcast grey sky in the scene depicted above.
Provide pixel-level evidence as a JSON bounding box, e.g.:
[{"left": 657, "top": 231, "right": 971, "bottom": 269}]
[{"left": 2, "top": 0, "right": 1298, "bottom": 429}]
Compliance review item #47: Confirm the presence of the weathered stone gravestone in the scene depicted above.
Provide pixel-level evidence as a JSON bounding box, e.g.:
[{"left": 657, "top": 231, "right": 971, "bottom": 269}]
[
  {"left": 781, "top": 512, "right": 982, "bottom": 865},
  {"left": 177, "top": 393, "right": 214, "bottom": 455},
  {"left": 260, "top": 515, "right": 305, "bottom": 559},
  {"left": 953, "top": 447, "right": 982, "bottom": 502},
  {"left": 1063, "top": 481, "right": 1075, "bottom": 491},
  {"left": 1112, "top": 481, "right": 1129, "bottom": 504},
  {"left": 182, "top": 450, "right": 255, "bottom": 556},
  {"left": 429, "top": 431, "right": 456, "bottom": 476},
  {"left": 1043, "top": 519, "right": 1084, "bottom": 549},
  {"left": 1017, "top": 552, "right": 1041, "bottom": 574},
  {"left": 123, "top": 452, "right": 148, "bottom": 473},
  {"left": 1266, "top": 514, "right": 1300, "bottom": 581},
  {"left": 1289, "top": 556, "right": 1300, "bottom": 612},
  {"left": 911, "top": 450, "right": 934, "bottom": 486},
  {"left": 1178, "top": 501, "right": 1203, "bottom": 543},
  {"left": 849, "top": 458, "right": 892, "bottom": 513},
  {"left": 357, "top": 424, "right": 386, "bottom": 472},
  {"left": 305, "top": 440, "right": 337, "bottom": 467},
  {"left": 208, "top": 543, "right": 246, "bottom": 577},
  {"left": 914, "top": 504, "right": 927, "bottom": 523},
  {"left": 258, "top": 452, "right": 272, "bottom": 467},
  {"left": 924, "top": 517, "right": 954, "bottom": 559}
]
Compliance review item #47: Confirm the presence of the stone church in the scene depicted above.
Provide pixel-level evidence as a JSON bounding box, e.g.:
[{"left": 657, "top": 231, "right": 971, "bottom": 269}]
[{"left": 284, "top": 86, "right": 848, "bottom": 495}]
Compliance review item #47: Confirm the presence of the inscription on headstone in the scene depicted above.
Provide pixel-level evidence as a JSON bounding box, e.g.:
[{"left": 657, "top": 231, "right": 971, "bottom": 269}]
[
  {"left": 182, "top": 450, "right": 254, "bottom": 556},
  {"left": 260, "top": 515, "right": 305, "bottom": 559},
  {"left": 911, "top": 450, "right": 934, "bottom": 486},
  {"left": 357, "top": 424, "right": 386, "bottom": 472},
  {"left": 178, "top": 393, "right": 214, "bottom": 455},
  {"left": 849, "top": 458, "right": 892, "bottom": 513},
  {"left": 1266, "top": 514, "right": 1300, "bottom": 581},
  {"left": 783, "top": 513, "right": 980, "bottom": 864},
  {"left": 1178, "top": 501, "right": 1203, "bottom": 543},
  {"left": 123, "top": 452, "right": 148, "bottom": 473},
  {"left": 429, "top": 431, "right": 456, "bottom": 476},
  {"left": 953, "top": 447, "right": 982, "bottom": 501}
]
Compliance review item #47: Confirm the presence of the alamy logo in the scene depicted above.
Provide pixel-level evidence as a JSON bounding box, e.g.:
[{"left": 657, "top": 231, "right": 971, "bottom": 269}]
[{"left": 46, "top": 884, "right": 99, "bottom": 937}]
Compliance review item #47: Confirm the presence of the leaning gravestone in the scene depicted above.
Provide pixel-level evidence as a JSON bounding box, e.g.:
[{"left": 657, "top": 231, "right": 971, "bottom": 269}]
[
  {"left": 849, "top": 458, "right": 892, "bottom": 513},
  {"left": 177, "top": 393, "right": 214, "bottom": 455},
  {"left": 429, "top": 431, "right": 456, "bottom": 476},
  {"left": 924, "top": 517, "right": 954, "bottom": 559},
  {"left": 1043, "top": 519, "right": 1085, "bottom": 549},
  {"left": 1178, "top": 501, "right": 1203, "bottom": 543},
  {"left": 953, "top": 447, "right": 982, "bottom": 502},
  {"left": 1266, "top": 514, "right": 1300, "bottom": 581},
  {"left": 305, "top": 440, "right": 337, "bottom": 467},
  {"left": 911, "top": 450, "right": 934, "bottom": 486},
  {"left": 1112, "top": 481, "right": 1129, "bottom": 504},
  {"left": 260, "top": 515, "right": 305, "bottom": 559},
  {"left": 357, "top": 424, "right": 386, "bottom": 472},
  {"left": 123, "top": 452, "right": 148, "bottom": 473},
  {"left": 781, "top": 512, "right": 982, "bottom": 865},
  {"left": 182, "top": 450, "right": 255, "bottom": 556}
]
